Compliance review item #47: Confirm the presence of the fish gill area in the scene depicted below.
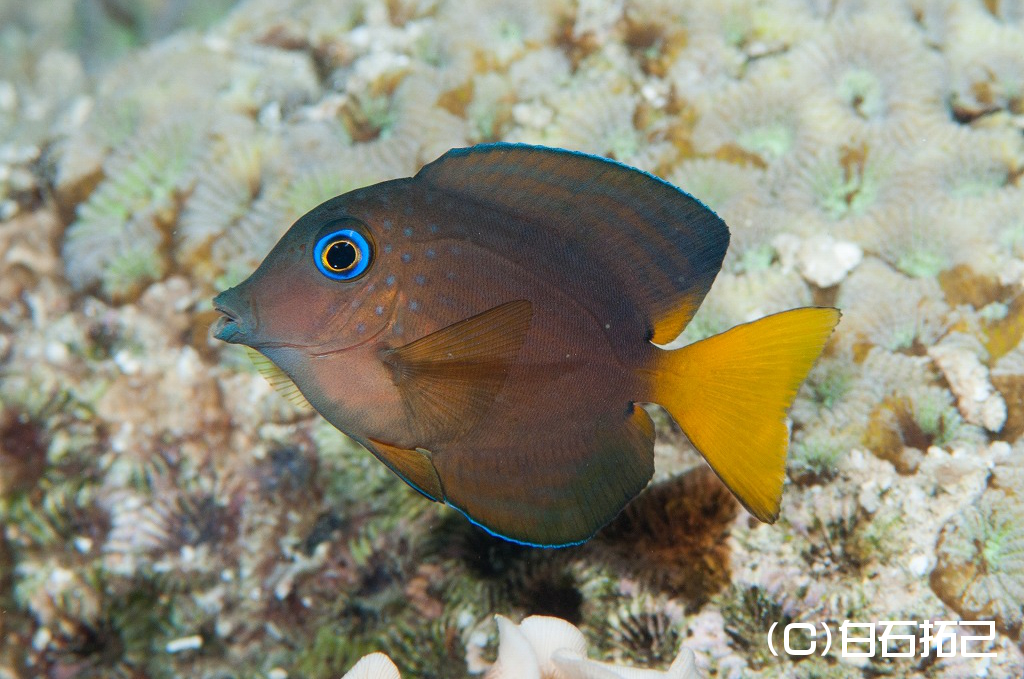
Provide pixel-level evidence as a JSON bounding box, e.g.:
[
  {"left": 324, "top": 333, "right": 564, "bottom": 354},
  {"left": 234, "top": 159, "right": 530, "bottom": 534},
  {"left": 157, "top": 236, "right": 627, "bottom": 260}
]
[{"left": 0, "top": 0, "right": 1023, "bottom": 677}]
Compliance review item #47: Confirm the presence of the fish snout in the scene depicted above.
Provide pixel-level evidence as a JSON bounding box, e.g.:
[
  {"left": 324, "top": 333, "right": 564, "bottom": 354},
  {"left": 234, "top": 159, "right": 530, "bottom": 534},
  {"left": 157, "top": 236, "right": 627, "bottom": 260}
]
[{"left": 212, "top": 288, "right": 254, "bottom": 345}]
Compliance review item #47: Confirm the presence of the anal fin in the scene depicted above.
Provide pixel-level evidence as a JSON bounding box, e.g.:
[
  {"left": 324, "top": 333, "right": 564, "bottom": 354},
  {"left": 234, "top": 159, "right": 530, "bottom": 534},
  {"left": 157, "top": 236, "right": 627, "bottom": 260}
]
[{"left": 433, "top": 404, "right": 656, "bottom": 547}]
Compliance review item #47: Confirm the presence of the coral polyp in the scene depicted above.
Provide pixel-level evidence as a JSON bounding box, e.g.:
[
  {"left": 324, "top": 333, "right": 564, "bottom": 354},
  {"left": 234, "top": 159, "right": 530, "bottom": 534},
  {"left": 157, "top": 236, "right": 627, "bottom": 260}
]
[
  {"left": 931, "top": 490, "right": 1024, "bottom": 642},
  {"left": 63, "top": 120, "right": 206, "bottom": 301}
]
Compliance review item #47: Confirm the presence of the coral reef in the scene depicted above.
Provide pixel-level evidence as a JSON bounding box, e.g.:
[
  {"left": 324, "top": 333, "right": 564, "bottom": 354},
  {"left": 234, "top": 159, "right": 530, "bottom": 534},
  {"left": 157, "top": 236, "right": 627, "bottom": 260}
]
[{"left": 2, "top": 0, "right": 1024, "bottom": 677}]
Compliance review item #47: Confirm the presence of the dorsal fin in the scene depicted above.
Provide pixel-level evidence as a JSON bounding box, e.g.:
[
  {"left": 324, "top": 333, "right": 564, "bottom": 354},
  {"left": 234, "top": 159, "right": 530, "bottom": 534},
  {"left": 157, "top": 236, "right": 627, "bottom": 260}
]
[
  {"left": 380, "top": 299, "right": 533, "bottom": 441},
  {"left": 416, "top": 143, "right": 729, "bottom": 345}
]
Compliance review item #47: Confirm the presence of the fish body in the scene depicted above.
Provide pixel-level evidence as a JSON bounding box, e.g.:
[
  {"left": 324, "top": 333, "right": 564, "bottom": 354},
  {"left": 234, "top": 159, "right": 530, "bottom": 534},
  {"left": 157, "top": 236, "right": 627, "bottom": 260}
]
[{"left": 213, "top": 144, "right": 840, "bottom": 546}]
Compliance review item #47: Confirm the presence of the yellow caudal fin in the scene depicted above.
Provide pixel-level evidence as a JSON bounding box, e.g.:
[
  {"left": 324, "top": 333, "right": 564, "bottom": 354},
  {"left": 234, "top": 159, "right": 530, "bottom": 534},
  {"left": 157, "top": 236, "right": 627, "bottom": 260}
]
[{"left": 650, "top": 307, "right": 841, "bottom": 522}]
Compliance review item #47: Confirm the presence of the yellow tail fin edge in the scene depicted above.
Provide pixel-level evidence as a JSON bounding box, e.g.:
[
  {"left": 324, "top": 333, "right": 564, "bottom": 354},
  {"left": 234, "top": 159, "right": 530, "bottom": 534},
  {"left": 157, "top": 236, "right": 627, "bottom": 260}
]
[{"left": 651, "top": 307, "right": 841, "bottom": 522}]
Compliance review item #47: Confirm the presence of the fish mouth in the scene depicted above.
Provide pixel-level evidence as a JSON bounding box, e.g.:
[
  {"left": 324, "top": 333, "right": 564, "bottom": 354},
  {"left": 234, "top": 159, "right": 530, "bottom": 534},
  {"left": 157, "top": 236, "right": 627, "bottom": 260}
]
[
  {"left": 211, "top": 291, "right": 249, "bottom": 345},
  {"left": 212, "top": 306, "right": 242, "bottom": 343}
]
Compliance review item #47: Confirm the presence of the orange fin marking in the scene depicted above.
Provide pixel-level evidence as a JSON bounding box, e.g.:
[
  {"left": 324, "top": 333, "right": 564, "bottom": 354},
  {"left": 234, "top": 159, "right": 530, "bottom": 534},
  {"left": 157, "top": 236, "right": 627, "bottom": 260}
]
[
  {"left": 650, "top": 307, "right": 841, "bottom": 522},
  {"left": 366, "top": 438, "right": 444, "bottom": 502},
  {"left": 380, "top": 300, "right": 533, "bottom": 440},
  {"left": 650, "top": 295, "right": 701, "bottom": 345}
]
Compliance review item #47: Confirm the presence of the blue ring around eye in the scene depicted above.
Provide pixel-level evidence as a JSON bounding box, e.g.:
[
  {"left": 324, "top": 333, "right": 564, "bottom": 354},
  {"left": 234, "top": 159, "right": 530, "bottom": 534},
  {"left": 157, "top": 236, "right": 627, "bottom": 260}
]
[{"left": 313, "top": 228, "right": 372, "bottom": 280}]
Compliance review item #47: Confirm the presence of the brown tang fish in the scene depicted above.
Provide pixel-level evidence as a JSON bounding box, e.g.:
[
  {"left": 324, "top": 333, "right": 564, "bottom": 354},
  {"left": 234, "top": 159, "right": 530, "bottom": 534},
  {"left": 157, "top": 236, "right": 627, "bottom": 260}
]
[{"left": 212, "top": 143, "right": 840, "bottom": 547}]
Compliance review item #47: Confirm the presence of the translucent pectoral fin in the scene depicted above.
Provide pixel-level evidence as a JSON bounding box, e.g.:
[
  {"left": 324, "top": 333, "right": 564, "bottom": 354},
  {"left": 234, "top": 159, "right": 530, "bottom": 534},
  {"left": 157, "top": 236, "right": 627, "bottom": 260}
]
[{"left": 380, "top": 299, "right": 532, "bottom": 439}]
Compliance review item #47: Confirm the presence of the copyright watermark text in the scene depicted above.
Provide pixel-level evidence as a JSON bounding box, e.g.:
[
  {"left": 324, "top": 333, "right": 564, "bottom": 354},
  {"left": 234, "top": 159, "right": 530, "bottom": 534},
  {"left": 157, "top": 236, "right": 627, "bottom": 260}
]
[{"left": 767, "top": 620, "right": 997, "bottom": 658}]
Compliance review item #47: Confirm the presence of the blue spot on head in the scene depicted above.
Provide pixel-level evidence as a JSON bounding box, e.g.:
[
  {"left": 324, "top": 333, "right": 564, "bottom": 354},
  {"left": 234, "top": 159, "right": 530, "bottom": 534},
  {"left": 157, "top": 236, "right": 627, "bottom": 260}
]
[
  {"left": 384, "top": 244, "right": 393, "bottom": 254},
  {"left": 356, "top": 322, "right": 366, "bottom": 334},
  {"left": 375, "top": 305, "right": 384, "bottom": 316},
  {"left": 429, "top": 224, "right": 439, "bottom": 234},
  {"left": 401, "top": 253, "right": 412, "bottom": 263},
  {"left": 403, "top": 226, "right": 413, "bottom": 237},
  {"left": 409, "top": 300, "right": 420, "bottom": 311},
  {"left": 386, "top": 274, "right": 396, "bottom": 286},
  {"left": 414, "top": 274, "right": 426, "bottom": 285},
  {"left": 382, "top": 219, "right": 393, "bottom": 230},
  {"left": 426, "top": 248, "right": 436, "bottom": 259}
]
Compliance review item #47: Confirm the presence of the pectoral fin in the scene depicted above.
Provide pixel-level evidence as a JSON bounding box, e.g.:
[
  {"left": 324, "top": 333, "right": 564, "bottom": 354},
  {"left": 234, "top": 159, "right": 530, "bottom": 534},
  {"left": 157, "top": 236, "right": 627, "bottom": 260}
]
[{"left": 380, "top": 299, "right": 533, "bottom": 439}]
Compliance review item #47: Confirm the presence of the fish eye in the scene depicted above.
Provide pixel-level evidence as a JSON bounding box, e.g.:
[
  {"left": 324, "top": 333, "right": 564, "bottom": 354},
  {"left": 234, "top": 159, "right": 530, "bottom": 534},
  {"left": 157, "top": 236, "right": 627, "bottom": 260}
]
[{"left": 313, "top": 228, "right": 372, "bottom": 280}]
